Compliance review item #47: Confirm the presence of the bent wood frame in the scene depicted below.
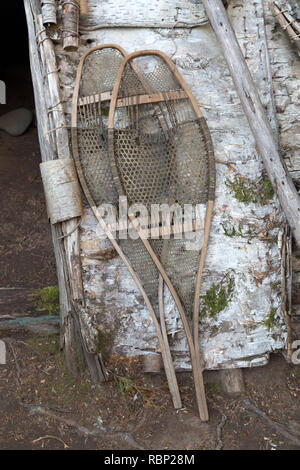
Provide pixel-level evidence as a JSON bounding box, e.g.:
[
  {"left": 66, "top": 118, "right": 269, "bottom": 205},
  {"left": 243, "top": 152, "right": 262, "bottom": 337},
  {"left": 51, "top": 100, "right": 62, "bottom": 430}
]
[
  {"left": 71, "top": 44, "right": 182, "bottom": 410},
  {"left": 108, "top": 49, "right": 215, "bottom": 421},
  {"left": 78, "top": 89, "right": 188, "bottom": 107}
]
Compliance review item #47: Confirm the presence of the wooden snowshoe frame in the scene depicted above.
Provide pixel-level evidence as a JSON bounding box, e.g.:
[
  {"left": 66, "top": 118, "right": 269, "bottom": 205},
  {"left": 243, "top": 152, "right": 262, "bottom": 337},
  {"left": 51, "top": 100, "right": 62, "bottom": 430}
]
[
  {"left": 71, "top": 44, "right": 182, "bottom": 411},
  {"left": 108, "top": 50, "right": 215, "bottom": 421}
]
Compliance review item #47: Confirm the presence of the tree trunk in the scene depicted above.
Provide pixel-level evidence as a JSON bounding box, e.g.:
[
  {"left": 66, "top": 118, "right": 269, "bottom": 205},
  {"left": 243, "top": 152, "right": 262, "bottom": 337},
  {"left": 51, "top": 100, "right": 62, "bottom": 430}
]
[{"left": 24, "top": 0, "right": 106, "bottom": 382}]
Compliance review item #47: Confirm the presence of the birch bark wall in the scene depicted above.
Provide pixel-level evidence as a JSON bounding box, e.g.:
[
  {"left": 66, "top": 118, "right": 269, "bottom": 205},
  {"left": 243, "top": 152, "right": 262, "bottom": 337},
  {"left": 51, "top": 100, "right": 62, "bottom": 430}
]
[
  {"left": 265, "top": 2, "right": 300, "bottom": 185},
  {"left": 264, "top": 1, "right": 300, "bottom": 315},
  {"left": 26, "top": 0, "right": 299, "bottom": 371}
]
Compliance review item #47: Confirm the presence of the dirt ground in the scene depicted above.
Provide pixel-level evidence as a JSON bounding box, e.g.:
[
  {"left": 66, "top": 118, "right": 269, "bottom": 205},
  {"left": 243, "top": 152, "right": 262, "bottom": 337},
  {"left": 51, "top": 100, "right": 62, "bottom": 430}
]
[
  {"left": 0, "top": 66, "right": 57, "bottom": 288},
  {"left": 1, "top": 64, "right": 300, "bottom": 452},
  {"left": 1, "top": 330, "right": 300, "bottom": 450}
]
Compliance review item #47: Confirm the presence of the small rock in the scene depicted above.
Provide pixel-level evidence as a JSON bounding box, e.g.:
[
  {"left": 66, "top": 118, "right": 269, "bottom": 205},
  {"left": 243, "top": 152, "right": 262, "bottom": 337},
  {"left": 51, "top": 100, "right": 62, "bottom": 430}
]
[
  {"left": 0, "top": 340, "right": 6, "bottom": 365},
  {"left": 0, "top": 108, "right": 33, "bottom": 136}
]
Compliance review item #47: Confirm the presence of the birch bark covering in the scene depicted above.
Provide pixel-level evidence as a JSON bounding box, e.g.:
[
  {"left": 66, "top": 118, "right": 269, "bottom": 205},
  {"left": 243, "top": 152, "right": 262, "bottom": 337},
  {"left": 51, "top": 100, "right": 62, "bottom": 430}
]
[
  {"left": 40, "top": 159, "right": 83, "bottom": 224},
  {"left": 81, "top": 0, "right": 208, "bottom": 28},
  {"left": 26, "top": 0, "right": 297, "bottom": 370}
]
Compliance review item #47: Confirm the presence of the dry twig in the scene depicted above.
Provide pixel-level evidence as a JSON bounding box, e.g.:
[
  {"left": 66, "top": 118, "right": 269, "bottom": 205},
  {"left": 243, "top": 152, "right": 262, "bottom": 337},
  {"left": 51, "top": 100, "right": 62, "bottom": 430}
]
[{"left": 32, "top": 435, "right": 69, "bottom": 449}]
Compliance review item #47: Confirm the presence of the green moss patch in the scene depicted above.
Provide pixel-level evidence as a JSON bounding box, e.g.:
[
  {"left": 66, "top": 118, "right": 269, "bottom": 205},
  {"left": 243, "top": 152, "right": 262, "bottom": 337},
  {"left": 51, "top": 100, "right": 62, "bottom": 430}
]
[
  {"left": 226, "top": 175, "right": 274, "bottom": 206},
  {"left": 29, "top": 286, "right": 60, "bottom": 316},
  {"left": 264, "top": 308, "right": 277, "bottom": 330},
  {"left": 200, "top": 276, "right": 235, "bottom": 319}
]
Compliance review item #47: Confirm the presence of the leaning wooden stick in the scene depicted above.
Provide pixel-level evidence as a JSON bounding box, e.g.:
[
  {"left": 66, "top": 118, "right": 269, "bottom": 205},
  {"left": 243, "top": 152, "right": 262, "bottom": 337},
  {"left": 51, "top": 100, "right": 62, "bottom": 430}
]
[
  {"left": 270, "top": 2, "right": 300, "bottom": 51},
  {"left": 202, "top": 0, "right": 300, "bottom": 247}
]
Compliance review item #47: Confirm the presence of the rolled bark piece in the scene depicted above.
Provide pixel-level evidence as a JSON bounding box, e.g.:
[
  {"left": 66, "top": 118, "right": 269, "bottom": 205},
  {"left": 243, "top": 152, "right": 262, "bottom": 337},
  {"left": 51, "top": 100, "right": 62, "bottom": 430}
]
[
  {"left": 79, "top": 0, "right": 88, "bottom": 21},
  {"left": 270, "top": 2, "right": 300, "bottom": 51},
  {"left": 202, "top": 0, "right": 300, "bottom": 247},
  {"left": 40, "top": 159, "right": 83, "bottom": 224},
  {"left": 62, "top": 0, "right": 80, "bottom": 51},
  {"left": 41, "top": 0, "right": 57, "bottom": 25}
]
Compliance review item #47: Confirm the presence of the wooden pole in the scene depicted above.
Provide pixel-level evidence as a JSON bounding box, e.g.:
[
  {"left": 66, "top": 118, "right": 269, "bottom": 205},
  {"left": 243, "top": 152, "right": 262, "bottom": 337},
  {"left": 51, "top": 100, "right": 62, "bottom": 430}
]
[
  {"left": 25, "top": 0, "right": 106, "bottom": 383},
  {"left": 202, "top": 0, "right": 300, "bottom": 247},
  {"left": 36, "top": 15, "right": 84, "bottom": 304},
  {"left": 36, "top": 13, "right": 107, "bottom": 381},
  {"left": 24, "top": 0, "right": 73, "bottom": 326}
]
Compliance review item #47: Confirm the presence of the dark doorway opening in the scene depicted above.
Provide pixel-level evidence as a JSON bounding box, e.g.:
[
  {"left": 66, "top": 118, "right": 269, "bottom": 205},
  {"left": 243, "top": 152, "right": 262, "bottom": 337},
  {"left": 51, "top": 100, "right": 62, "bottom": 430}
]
[
  {"left": 1, "top": 2, "right": 34, "bottom": 114},
  {"left": 0, "top": 2, "right": 57, "bottom": 291}
]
